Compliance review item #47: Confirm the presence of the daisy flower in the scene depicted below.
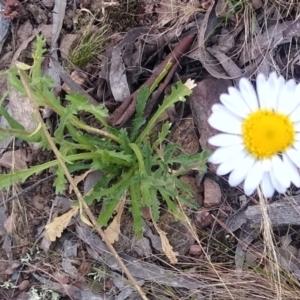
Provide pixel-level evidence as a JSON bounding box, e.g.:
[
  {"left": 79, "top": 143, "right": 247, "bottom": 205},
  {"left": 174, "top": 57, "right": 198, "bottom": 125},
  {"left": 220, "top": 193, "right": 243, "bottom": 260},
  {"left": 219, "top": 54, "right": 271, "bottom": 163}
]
[{"left": 208, "top": 72, "right": 300, "bottom": 198}]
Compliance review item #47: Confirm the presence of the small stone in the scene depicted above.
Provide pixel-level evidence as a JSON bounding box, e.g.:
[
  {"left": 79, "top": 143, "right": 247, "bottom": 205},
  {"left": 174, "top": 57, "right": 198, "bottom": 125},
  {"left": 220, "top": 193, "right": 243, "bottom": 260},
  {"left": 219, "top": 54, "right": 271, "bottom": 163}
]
[
  {"left": 204, "top": 178, "right": 221, "bottom": 208},
  {"left": 18, "top": 280, "right": 30, "bottom": 290},
  {"left": 189, "top": 245, "right": 202, "bottom": 256},
  {"left": 194, "top": 208, "right": 214, "bottom": 228}
]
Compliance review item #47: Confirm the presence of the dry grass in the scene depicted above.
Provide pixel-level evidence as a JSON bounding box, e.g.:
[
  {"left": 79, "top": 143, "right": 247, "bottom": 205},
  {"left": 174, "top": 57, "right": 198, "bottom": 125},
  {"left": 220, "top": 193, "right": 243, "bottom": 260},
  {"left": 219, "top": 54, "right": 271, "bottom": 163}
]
[{"left": 176, "top": 193, "right": 300, "bottom": 299}]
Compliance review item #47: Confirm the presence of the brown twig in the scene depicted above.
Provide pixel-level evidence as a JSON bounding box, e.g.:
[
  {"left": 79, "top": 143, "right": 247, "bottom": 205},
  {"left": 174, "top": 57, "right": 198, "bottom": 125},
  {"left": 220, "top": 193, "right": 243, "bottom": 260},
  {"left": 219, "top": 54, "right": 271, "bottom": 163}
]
[{"left": 107, "top": 34, "right": 196, "bottom": 126}]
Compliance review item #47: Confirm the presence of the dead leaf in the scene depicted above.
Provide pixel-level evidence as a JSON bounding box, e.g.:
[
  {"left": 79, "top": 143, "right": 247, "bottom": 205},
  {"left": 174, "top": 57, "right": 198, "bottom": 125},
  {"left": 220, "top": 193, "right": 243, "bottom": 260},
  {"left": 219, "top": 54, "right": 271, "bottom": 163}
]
[
  {"left": 188, "top": 3, "right": 232, "bottom": 78},
  {"left": 8, "top": 82, "right": 37, "bottom": 133},
  {"left": 52, "top": 0, "right": 66, "bottom": 46},
  {"left": 211, "top": 28, "right": 235, "bottom": 54},
  {"left": 62, "top": 240, "right": 78, "bottom": 278},
  {"left": 276, "top": 235, "right": 300, "bottom": 281},
  {"left": 44, "top": 206, "right": 79, "bottom": 242},
  {"left": 76, "top": 223, "right": 201, "bottom": 289},
  {"left": 62, "top": 70, "right": 88, "bottom": 93},
  {"left": 206, "top": 47, "right": 243, "bottom": 77},
  {"left": 4, "top": 214, "right": 14, "bottom": 234},
  {"left": 79, "top": 212, "right": 93, "bottom": 227},
  {"left": 69, "top": 169, "right": 94, "bottom": 194},
  {"left": 33, "top": 273, "right": 104, "bottom": 300},
  {"left": 0, "top": 149, "right": 30, "bottom": 170},
  {"left": 239, "top": 20, "right": 299, "bottom": 66},
  {"left": 8, "top": 32, "right": 41, "bottom": 135},
  {"left": 109, "top": 28, "right": 148, "bottom": 102},
  {"left": 50, "top": 57, "right": 99, "bottom": 106},
  {"left": 152, "top": 219, "right": 179, "bottom": 264},
  {"left": 155, "top": 0, "right": 201, "bottom": 27},
  {"left": 83, "top": 170, "right": 104, "bottom": 195},
  {"left": 189, "top": 77, "right": 232, "bottom": 153},
  {"left": 16, "top": 20, "right": 33, "bottom": 43},
  {"left": 59, "top": 33, "right": 78, "bottom": 59},
  {"left": 46, "top": 0, "right": 67, "bottom": 88},
  {"left": 40, "top": 24, "right": 53, "bottom": 45},
  {"left": 235, "top": 223, "right": 258, "bottom": 273},
  {"left": 104, "top": 195, "right": 126, "bottom": 244}
]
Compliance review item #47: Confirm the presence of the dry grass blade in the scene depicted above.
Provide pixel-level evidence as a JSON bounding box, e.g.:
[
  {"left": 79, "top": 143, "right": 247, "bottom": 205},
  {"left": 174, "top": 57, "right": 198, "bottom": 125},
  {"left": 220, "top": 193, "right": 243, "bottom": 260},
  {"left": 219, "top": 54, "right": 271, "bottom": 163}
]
[{"left": 257, "top": 188, "right": 282, "bottom": 299}]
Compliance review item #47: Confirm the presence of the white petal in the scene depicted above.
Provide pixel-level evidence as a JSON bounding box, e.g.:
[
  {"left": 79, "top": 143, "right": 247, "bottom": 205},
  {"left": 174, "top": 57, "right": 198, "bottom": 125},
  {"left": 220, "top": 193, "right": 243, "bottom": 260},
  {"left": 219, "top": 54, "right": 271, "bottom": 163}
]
[
  {"left": 228, "top": 155, "right": 255, "bottom": 187},
  {"left": 208, "top": 144, "right": 245, "bottom": 164},
  {"left": 270, "top": 170, "right": 286, "bottom": 194},
  {"left": 208, "top": 134, "right": 243, "bottom": 147},
  {"left": 296, "top": 132, "right": 300, "bottom": 142},
  {"left": 216, "top": 150, "right": 247, "bottom": 175},
  {"left": 211, "top": 104, "right": 225, "bottom": 113},
  {"left": 208, "top": 112, "right": 242, "bottom": 135},
  {"left": 293, "top": 141, "right": 300, "bottom": 153},
  {"left": 282, "top": 153, "right": 300, "bottom": 187},
  {"left": 262, "top": 159, "right": 272, "bottom": 172},
  {"left": 286, "top": 147, "right": 300, "bottom": 168},
  {"left": 238, "top": 77, "right": 258, "bottom": 111},
  {"left": 294, "top": 122, "right": 300, "bottom": 132},
  {"left": 256, "top": 73, "right": 268, "bottom": 109},
  {"left": 277, "top": 79, "right": 297, "bottom": 114},
  {"left": 210, "top": 104, "right": 243, "bottom": 120},
  {"left": 243, "top": 161, "right": 264, "bottom": 195},
  {"left": 220, "top": 88, "right": 251, "bottom": 118},
  {"left": 271, "top": 155, "right": 290, "bottom": 188},
  {"left": 255, "top": 72, "right": 285, "bottom": 110},
  {"left": 266, "top": 72, "right": 285, "bottom": 110},
  {"left": 260, "top": 172, "right": 275, "bottom": 198},
  {"left": 288, "top": 103, "right": 300, "bottom": 123}
]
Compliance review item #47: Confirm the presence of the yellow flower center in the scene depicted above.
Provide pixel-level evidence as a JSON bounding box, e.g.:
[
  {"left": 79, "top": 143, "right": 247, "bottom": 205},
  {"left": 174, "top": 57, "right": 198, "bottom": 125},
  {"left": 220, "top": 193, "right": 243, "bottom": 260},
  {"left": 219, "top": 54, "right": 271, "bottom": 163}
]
[{"left": 242, "top": 110, "right": 295, "bottom": 159}]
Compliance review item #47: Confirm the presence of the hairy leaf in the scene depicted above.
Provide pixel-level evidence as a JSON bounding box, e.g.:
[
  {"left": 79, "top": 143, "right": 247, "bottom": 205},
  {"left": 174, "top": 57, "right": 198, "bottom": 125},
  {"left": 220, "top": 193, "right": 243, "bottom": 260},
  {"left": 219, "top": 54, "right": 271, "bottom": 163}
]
[
  {"left": 66, "top": 93, "right": 108, "bottom": 125},
  {"left": 118, "top": 128, "right": 132, "bottom": 154},
  {"left": 54, "top": 166, "right": 67, "bottom": 194},
  {"left": 97, "top": 196, "right": 120, "bottom": 227},
  {"left": 137, "top": 81, "right": 195, "bottom": 143},
  {"left": 130, "top": 182, "right": 144, "bottom": 238},
  {"left": 130, "top": 86, "right": 150, "bottom": 141}
]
